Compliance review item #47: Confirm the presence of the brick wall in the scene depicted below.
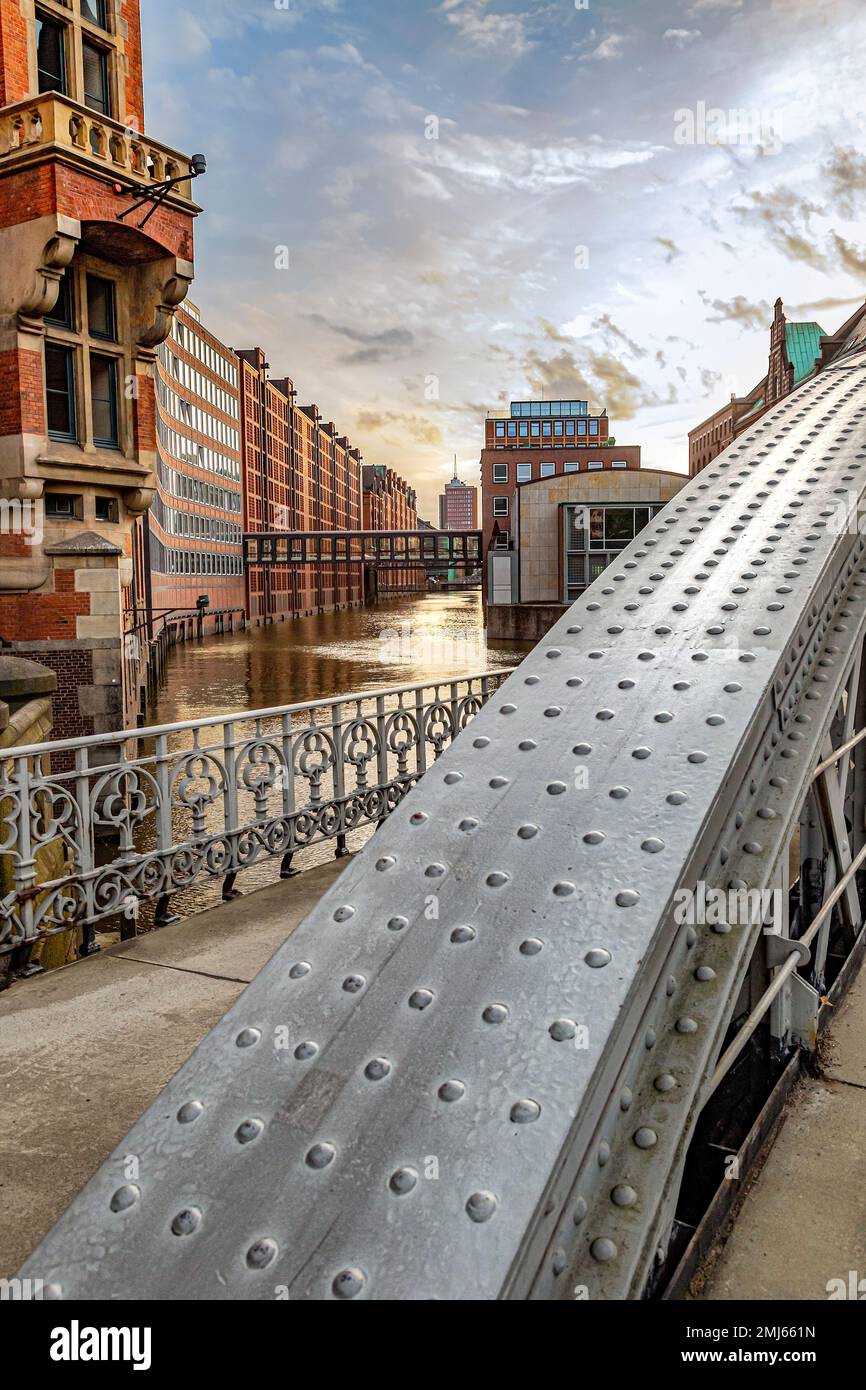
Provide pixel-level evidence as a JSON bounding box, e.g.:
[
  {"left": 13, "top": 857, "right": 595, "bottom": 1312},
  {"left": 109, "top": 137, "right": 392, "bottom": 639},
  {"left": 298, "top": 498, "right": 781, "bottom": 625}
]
[{"left": 0, "top": 0, "right": 30, "bottom": 107}]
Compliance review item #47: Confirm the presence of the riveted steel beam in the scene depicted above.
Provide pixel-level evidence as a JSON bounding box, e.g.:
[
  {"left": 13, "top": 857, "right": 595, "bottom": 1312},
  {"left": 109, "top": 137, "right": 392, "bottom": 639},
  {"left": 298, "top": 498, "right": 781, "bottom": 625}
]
[{"left": 19, "top": 348, "right": 866, "bottom": 1301}]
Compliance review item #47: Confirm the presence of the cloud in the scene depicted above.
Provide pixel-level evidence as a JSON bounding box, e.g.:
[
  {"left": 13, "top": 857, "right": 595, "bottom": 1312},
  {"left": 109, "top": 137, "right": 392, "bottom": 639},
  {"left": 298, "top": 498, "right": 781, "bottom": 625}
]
[
  {"left": 699, "top": 292, "right": 771, "bottom": 328},
  {"left": 522, "top": 323, "right": 669, "bottom": 420},
  {"left": 438, "top": 0, "right": 536, "bottom": 56},
  {"left": 823, "top": 145, "right": 866, "bottom": 217},
  {"left": 789, "top": 296, "right": 864, "bottom": 314},
  {"left": 831, "top": 233, "right": 866, "bottom": 277},
  {"left": 663, "top": 28, "right": 702, "bottom": 49},
  {"left": 356, "top": 409, "right": 443, "bottom": 448},
  {"left": 655, "top": 237, "right": 682, "bottom": 263},
  {"left": 687, "top": 0, "right": 743, "bottom": 14},
  {"left": 592, "top": 313, "right": 647, "bottom": 358},
  {"left": 425, "top": 132, "right": 659, "bottom": 192},
  {"left": 591, "top": 33, "right": 627, "bottom": 61},
  {"left": 734, "top": 187, "right": 828, "bottom": 269},
  {"left": 306, "top": 315, "right": 415, "bottom": 365},
  {"left": 701, "top": 368, "right": 723, "bottom": 394}
]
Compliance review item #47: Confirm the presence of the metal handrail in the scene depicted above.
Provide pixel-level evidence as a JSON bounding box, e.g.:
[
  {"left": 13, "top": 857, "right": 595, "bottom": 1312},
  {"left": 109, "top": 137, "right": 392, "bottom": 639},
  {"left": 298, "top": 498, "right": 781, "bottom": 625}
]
[{"left": 3, "top": 669, "right": 516, "bottom": 761}]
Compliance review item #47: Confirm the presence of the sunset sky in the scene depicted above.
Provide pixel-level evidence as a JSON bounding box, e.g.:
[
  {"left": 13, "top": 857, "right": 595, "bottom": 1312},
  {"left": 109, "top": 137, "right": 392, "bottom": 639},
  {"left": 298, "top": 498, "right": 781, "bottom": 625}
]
[{"left": 145, "top": 0, "right": 866, "bottom": 519}]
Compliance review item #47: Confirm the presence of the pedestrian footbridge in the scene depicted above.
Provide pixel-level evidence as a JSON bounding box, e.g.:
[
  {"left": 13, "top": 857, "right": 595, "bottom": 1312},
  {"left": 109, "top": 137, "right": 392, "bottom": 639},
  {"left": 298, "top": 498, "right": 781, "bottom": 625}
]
[{"left": 13, "top": 343, "right": 866, "bottom": 1299}]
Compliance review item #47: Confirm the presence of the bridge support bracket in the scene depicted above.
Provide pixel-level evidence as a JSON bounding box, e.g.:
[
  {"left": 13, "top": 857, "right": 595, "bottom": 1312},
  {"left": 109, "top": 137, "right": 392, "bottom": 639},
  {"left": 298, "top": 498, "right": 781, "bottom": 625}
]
[
  {"left": 790, "top": 974, "right": 822, "bottom": 1054},
  {"left": 765, "top": 934, "right": 810, "bottom": 970}
]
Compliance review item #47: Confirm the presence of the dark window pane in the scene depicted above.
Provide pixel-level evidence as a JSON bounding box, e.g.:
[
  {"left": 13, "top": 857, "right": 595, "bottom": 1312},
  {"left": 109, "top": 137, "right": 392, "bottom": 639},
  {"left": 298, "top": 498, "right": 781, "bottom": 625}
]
[
  {"left": 83, "top": 41, "right": 109, "bottom": 114},
  {"left": 37, "top": 16, "right": 66, "bottom": 94},
  {"left": 87, "top": 275, "right": 116, "bottom": 340},
  {"left": 90, "top": 354, "right": 118, "bottom": 447},
  {"left": 45, "top": 273, "right": 73, "bottom": 329},
  {"left": 81, "top": 0, "right": 107, "bottom": 27},
  {"left": 605, "top": 509, "right": 635, "bottom": 543},
  {"left": 45, "top": 344, "right": 76, "bottom": 439},
  {"left": 45, "top": 494, "right": 77, "bottom": 518}
]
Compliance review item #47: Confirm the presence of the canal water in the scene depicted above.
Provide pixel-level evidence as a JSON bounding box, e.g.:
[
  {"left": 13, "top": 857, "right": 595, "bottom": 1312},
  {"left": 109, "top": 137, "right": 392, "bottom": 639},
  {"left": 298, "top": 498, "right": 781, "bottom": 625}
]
[
  {"left": 149, "top": 590, "right": 525, "bottom": 726},
  {"left": 115, "top": 590, "right": 529, "bottom": 930}
]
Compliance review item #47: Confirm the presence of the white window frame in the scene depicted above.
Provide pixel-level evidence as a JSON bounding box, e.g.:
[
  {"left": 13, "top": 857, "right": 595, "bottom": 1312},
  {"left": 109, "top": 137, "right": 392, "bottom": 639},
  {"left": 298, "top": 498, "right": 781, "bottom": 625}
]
[{"left": 492, "top": 496, "right": 509, "bottom": 516}]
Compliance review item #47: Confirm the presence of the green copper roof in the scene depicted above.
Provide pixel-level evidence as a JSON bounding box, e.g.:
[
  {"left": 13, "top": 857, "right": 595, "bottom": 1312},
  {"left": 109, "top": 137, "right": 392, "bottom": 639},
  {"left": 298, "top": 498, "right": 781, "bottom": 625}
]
[{"left": 786, "top": 322, "right": 826, "bottom": 383}]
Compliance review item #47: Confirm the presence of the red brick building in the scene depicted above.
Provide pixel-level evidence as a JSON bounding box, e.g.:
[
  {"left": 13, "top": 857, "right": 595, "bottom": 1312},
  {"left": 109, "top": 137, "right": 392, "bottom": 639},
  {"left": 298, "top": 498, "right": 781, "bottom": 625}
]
[
  {"left": 362, "top": 462, "right": 422, "bottom": 594},
  {"left": 689, "top": 300, "right": 826, "bottom": 477},
  {"left": 438, "top": 464, "right": 477, "bottom": 531},
  {"left": 239, "top": 348, "right": 364, "bottom": 622},
  {"left": 480, "top": 399, "right": 640, "bottom": 552},
  {"left": 0, "top": 0, "right": 199, "bottom": 736},
  {"left": 133, "top": 302, "right": 244, "bottom": 641}
]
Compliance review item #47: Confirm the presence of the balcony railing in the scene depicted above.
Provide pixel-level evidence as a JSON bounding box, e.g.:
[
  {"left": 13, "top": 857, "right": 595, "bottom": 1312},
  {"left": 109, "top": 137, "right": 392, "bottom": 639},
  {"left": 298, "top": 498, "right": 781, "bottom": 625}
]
[
  {"left": 0, "top": 671, "right": 513, "bottom": 963},
  {"left": 0, "top": 92, "right": 196, "bottom": 203}
]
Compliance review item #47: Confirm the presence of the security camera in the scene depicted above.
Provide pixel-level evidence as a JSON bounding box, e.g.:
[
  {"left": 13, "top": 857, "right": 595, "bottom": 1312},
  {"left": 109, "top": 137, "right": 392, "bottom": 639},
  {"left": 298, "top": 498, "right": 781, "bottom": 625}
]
[{"left": 190, "top": 154, "right": 207, "bottom": 177}]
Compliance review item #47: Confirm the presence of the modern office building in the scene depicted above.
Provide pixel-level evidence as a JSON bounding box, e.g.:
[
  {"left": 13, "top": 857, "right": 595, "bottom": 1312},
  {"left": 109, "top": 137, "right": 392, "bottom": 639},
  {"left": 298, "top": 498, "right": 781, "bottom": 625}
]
[
  {"left": 0, "top": 0, "right": 199, "bottom": 737},
  {"left": 480, "top": 399, "right": 640, "bottom": 552},
  {"left": 487, "top": 466, "right": 686, "bottom": 641},
  {"left": 438, "top": 464, "right": 478, "bottom": 530}
]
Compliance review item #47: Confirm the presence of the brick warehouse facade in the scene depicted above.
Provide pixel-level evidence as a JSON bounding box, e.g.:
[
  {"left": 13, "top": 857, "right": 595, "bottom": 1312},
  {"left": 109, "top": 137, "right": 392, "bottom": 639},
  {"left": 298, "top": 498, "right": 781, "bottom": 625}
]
[
  {"left": 480, "top": 398, "right": 640, "bottom": 553},
  {"left": 131, "top": 302, "right": 244, "bottom": 653},
  {"left": 362, "top": 463, "right": 423, "bottom": 595},
  {"left": 0, "top": 0, "right": 199, "bottom": 739},
  {"left": 239, "top": 347, "right": 365, "bottom": 623}
]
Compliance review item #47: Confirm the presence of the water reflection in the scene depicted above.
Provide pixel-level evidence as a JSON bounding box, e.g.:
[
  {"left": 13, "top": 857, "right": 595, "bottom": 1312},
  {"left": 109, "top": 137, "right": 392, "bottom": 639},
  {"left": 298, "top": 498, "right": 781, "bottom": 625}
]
[{"left": 150, "top": 591, "right": 526, "bottom": 724}]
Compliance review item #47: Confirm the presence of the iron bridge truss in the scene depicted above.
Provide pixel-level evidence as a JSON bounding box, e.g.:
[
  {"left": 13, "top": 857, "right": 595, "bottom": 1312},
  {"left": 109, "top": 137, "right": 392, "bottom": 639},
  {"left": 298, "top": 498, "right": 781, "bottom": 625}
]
[
  {"left": 243, "top": 528, "right": 482, "bottom": 571},
  {"left": 20, "top": 345, "right": 866, "bottom": 1300}
]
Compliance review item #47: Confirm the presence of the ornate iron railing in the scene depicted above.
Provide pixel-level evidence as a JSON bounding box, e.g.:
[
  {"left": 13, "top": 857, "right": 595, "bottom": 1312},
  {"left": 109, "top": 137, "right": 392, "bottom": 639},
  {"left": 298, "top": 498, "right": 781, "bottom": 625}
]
[{"left": 0, "top": 671, "right": 513, "bottom": 960}]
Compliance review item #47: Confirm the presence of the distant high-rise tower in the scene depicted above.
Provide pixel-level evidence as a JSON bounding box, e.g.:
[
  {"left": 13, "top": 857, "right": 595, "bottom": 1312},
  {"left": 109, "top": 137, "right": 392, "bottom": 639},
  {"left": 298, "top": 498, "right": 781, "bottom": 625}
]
[{"left": 439, "top": 461, "right": 478, "bottom": 530}]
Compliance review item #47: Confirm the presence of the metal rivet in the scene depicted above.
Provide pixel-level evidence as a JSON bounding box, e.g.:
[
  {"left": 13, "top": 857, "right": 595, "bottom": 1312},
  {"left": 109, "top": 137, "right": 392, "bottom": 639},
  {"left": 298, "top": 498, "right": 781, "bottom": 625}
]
[
  {"left": 634, "top": 1128, "right": 658, "bottom": 1149},
  {"left": 585, "top": 947, "right": 611, "bottom": 968},
  {"left": 438, "top": 1079, "right": 465, "bottom": 1102},
  {"left": 171, "top": 1207, "right": 201, "bottom": 1236},
  {"left": 451, "top": 925, "right": 476, "bottom": 944},
  {"left": 235, "top": 1119, "right": 264, "bottom": 1145},
  {"left": 306, "top": 1142, "right": 336, "bottom": 1169},
  {"left": 510, "top": 1098, "right": 541, "bottom": 1124},
  {"left": 466, "top": 1191, "right": 498, "bottom": 1223},
  {"left": 483, "top": 1003, "right": 509, "bottom": 1024},
  {"left": 591, "top": 1237, "right": 618, "bottom": 1263},
  {"left": 389, "top": 1168, "right": 418, "bottom": 1195},
  {"left": 110, "top": 1184, "right": 140, "bottom": 1213},
  {"left": 364, "top": 1058, "right": 392, "bottom": 1081},
  {"left": 177, "top": 1101, "right": 203, "bottom": 1124},
  {"left": 332, "top": 1268, "right": 365, "bottom": 1298}
]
